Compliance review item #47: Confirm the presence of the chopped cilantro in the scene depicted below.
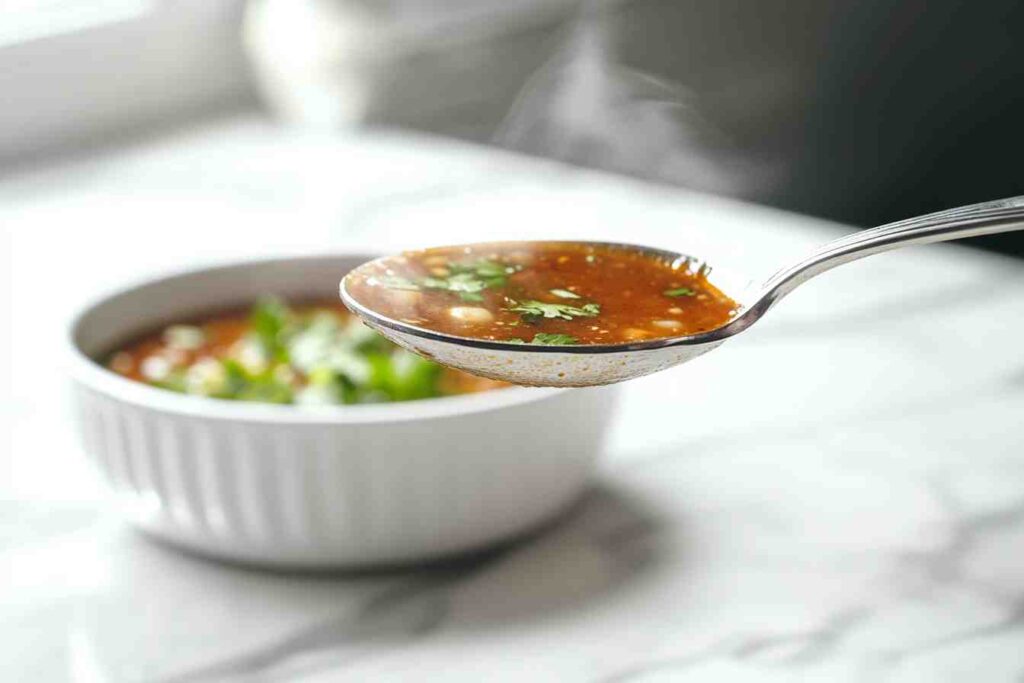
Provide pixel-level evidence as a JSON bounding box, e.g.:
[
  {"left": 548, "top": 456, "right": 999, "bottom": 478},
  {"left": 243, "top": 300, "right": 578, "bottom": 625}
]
[
  {"left": 531, "top": 333, "right": 578, "bottom": 345},
  {"left": 422, "top": 272, "right": 490, "bottom": 303},
  {"left": 507, "top": 300, "right": 600, "bottom": 321},
  {"left": 374, "top": 275, "right": 420, "bottom": 291},
  {"left": 664, "top": 287, "right": 696, "bottom": 297},
  {"left": 505, "top": 334, "right": 579, "bottom": 345},
  {"left": 380, "top": 258, "right": 521, "bottom": 301},
  {"left": 451, "top": 259, "right": 512, "bottom": 281},
  {"left": 419, "top": 277, "right": 450, "bottom": 289}
]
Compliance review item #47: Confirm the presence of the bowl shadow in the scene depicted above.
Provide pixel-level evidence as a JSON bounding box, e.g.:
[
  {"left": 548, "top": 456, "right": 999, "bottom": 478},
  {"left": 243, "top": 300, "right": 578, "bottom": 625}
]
[{"left": 101, "top": 484, "right": 674, "bottom": 682}]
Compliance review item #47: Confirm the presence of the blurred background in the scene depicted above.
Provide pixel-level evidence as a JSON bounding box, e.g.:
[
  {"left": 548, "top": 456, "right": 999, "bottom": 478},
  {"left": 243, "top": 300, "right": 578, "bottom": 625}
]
[
  {"left": 3, "top": 0, "right": 1024, "bottom": 252},
  {"left": 4, "top": 4, "right": 1024, "bottom": 680}
]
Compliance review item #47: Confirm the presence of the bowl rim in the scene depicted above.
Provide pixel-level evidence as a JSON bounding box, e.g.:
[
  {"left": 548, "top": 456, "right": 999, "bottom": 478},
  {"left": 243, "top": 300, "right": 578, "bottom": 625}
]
[{"left": 66, "top": 251, "right": 566, "bottom": 425}]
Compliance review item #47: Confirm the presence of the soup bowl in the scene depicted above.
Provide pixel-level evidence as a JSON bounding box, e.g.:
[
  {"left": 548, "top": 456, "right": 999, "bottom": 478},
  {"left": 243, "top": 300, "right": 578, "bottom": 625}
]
[{"left": 68, "top": 254, "right": 619, "bottom": 568}]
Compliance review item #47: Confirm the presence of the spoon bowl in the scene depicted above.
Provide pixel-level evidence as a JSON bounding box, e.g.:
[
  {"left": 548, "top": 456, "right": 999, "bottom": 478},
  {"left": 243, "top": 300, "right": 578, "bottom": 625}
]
[
  {"left": 341, "top": 243, "right": 751, "bottom": 387},
  {"left": 342, "top": 196, "right": 1024, "bottom": 387}
]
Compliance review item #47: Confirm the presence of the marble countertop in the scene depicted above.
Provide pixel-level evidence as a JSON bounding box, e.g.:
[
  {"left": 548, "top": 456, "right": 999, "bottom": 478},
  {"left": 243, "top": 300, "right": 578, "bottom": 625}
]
[{"left": 2, "top": 119, "right": 1023, "bottom": 682}]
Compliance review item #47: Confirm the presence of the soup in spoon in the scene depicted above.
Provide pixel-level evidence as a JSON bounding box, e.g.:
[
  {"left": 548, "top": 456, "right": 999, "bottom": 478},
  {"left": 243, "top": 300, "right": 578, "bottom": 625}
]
[
  {"left": 342, "top": 197, "right": 1024, "bottom": 386},
  {"left": 342, "top": 241, "right": 739, "bottom": 346}
]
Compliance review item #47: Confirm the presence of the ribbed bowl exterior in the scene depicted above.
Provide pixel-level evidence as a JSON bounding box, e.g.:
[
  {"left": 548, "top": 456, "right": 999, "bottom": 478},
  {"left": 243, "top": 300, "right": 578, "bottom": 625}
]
[
  {"left": 68, "top": 254, "right": 618, "bottom": 568},
  {"left": 73, "top": 375, "right": 616, "bottom": 568}
]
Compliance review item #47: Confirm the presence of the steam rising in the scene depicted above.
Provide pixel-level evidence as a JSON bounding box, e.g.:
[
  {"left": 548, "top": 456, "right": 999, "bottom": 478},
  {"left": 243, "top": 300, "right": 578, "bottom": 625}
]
[{"left": 494, "top": 5, "right": 770, "bottom": 196}]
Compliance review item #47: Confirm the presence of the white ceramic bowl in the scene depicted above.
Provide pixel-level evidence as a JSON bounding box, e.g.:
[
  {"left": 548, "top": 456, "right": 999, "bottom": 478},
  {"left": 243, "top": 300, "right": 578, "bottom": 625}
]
[{"left": 68, "top": 254, "right": 619, "bottom": 569}]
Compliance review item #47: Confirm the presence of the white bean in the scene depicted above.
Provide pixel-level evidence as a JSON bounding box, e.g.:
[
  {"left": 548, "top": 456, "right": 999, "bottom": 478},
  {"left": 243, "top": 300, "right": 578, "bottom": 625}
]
[
  {"left": 448, "top": 306, "right": 494, "bottom": 324},
  {"left": 384, "top": 289, "right": 423, "bottom": 311},
  {"left": 622, "top": 328, "right": 652, "bottom": 341},
  {"left": 651, "top": 319, "right": 683, "bottom": 331},
  {"left": 422, "top": 255, "right": 448, "bottom": 267},
  {"left": 141, "top": 356, "right": 172, "bottom": 381}
]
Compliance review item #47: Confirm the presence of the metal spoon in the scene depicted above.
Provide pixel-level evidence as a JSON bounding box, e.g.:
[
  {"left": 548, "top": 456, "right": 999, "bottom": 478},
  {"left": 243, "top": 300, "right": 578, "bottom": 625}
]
[{"left": 341, "top": 195, "right": 1024, "bottom": 387}]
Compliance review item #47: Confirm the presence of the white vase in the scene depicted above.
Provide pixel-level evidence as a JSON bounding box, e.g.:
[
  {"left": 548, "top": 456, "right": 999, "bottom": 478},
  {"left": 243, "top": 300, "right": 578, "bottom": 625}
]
[{"left": 242, "top": 0, "right": 581, "bottom": 134}]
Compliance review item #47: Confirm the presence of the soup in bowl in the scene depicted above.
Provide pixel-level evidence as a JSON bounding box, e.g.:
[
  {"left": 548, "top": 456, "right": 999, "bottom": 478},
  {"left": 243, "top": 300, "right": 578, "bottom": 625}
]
[{"left": 106, "top": 297, "right": 506, "bottom": 405}]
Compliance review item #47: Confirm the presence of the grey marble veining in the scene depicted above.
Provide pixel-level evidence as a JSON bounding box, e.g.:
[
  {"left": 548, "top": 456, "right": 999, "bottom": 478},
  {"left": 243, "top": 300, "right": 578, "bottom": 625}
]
[
  {"left": 149, "top": 487, "right": 659, "bottom": 683},
  {"left": 1, "top": 118, "right": 1023, "bottom": 682}
]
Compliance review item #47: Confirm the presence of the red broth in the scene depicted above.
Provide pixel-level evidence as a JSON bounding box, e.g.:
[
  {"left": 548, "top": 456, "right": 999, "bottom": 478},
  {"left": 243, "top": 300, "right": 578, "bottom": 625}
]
[{"left": 344, "top": 242, "right": 739, "bottom": 345}]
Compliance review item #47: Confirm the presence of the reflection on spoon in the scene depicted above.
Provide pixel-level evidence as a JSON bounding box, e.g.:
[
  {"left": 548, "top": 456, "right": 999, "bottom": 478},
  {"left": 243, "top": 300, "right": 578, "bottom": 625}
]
[{"left": 341, "top": 196, "right": 1024, "bottom": 387}]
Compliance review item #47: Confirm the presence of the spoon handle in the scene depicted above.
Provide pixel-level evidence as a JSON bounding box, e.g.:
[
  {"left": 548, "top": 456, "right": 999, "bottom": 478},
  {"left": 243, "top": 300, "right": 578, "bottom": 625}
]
[{"left": 759, "top": 195, "right": 1024, "bottom": 307}]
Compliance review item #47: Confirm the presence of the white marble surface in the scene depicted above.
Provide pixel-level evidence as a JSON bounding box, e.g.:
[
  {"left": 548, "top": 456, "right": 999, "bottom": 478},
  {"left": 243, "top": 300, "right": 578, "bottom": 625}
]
[{"left": 2, "top": 119, "right": 1024, "bottom": 682}]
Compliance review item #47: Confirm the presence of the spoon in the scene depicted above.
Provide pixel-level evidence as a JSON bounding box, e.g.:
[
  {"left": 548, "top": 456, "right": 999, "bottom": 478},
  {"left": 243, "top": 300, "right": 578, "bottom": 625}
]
[{"left": 341, "top": 195, "right": 1024, "bottom": 387}]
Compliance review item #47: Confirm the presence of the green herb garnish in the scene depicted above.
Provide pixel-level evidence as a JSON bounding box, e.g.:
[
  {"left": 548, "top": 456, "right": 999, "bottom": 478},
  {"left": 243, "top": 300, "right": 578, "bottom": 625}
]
[
  {"left": 530, "top": 333, "right": 578, "bottom": 345},
  {"left": 451, "top": 259, "right": 517, "bottom": 280},
  {"left": 380, "top": 259, "right": 521, "bottom": 302},
  {"left": 505, "top": 333, "right": 579, "bottom": 345},
  {"left": 422, "top": 271, "right": 489, "bottom": 302},
  {"left": 374, "top": 275, "right": 420, "bottom": 291},
  {"left": 250, "top": 296, "right": 292, "bottom": 361},
  {"left": 136, "top": 299, "right": 473, "bottom": 406},
  {"left": 219, "top": 358, "right": 294, "bottom": 404},
  {"left": 664, "top": 287, "right": 696, "bottom": 298},
  {"left": 507, "top": 300, "right": 600, "bottom": 321}
]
